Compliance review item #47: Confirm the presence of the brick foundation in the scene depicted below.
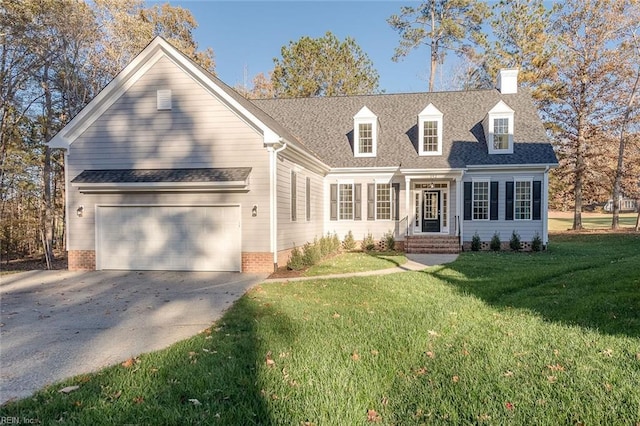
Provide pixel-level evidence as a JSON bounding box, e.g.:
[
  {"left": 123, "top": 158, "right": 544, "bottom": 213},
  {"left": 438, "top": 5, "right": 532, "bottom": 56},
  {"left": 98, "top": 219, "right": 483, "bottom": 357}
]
[
  {"left": 242, "top": 252, "right": 275, "bottom": 273},
  {"left": 68, "top": 250, "right": 96, "bottom": 270}
]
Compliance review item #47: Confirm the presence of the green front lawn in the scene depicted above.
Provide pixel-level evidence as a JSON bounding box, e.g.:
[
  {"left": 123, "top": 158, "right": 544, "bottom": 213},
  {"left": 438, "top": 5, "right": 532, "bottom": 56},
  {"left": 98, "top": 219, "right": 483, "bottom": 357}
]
[
  {"left": 2, "top": 234, "right": 639, "bottom": 424},
  {"left": 548, "top": 212, "right": 637, "bottom": 232},
  {"left": 303, "top": 251, "right": 407, "bottom": 276}
]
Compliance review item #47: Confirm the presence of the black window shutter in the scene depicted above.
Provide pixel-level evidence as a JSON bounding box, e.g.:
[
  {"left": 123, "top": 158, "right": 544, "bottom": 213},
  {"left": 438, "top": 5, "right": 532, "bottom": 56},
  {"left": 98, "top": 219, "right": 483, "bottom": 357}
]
[
  {"left": 330, "top": 184, "right": 337, "bottom": 221},
  {"left": 392, "top": 183, "right": 400, "bottom": 220},
  {"left": 533, "top": 180, "right": 542, "bottom": 220},
  {"left": 505, "top": 181, "right": 514, "bottom": 221},
  {"left": 354, "top": 184, "right": 362, "bottom": 220},
  {"left": 463, "top": 182, "right": 472, "bottom": 221},
  {"left": 490, "top": 181, "right": 499, "bottom": 221},
  {"left": 367, "top": 183, "right": 375, "bottom": 220}
]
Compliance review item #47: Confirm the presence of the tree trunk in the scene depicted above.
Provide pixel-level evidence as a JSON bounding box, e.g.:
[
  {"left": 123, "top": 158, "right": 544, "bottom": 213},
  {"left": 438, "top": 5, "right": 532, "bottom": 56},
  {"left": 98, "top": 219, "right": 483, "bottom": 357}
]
[
  {"left": 573, "top": 127, "right": 585, "bottom": 230},
  {"left": 42, "top": 64, "right": 54, "bottom": 264},
  {"left": 428, "top": 2, "right": 437, "bottom": 93},
  {"left": 611, "top": 66, "right": 639, "bottom": 229}
]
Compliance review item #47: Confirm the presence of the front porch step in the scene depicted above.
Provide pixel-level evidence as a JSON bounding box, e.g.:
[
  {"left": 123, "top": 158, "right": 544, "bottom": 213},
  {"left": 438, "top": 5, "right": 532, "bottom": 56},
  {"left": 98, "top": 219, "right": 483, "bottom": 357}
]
[{"left": 405, "top": 236, "right": 460, "bottom": 254}]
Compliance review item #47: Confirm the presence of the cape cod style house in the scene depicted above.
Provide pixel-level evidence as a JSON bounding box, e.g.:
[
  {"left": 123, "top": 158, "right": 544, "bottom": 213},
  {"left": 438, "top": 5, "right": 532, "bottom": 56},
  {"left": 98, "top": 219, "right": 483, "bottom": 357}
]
[{"left": 50, "top": 37, "right": 558, "bottom": 273}]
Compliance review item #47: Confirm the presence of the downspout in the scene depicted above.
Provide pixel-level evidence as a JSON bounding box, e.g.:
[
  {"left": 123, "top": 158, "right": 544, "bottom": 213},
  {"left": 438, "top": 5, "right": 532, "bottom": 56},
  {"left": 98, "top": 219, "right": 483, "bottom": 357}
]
[
  {"left": 543, "top": 165, "right": 550, "bottom": 248},
  {"left": 268, "top": 141, "right": 287, "bottom": 271}
]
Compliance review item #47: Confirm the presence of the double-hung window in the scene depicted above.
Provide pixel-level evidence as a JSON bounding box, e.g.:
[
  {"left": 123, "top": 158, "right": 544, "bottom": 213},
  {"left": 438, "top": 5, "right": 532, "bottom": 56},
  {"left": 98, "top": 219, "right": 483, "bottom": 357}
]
[
  {"left": 485, "top": 101, "right": 514, "bottom": 154},
  {"left": 338, "top": 183, "right": 354, "bottom": 220},
  {"left": 473, "top": 181, "right": 489, "bottom": 220},
  {"left": 376, "top": 183, "right": 391, "bottom": 220},
  {"left": 514, "top": 180, "right": 532, "bottom": 220},
  {"left": 493, "top": 118, "right": 509, "bottom": 150},
  {"left": 353, "top": 106, "right": 377, "bottom": 157},
  {"left": 290, "top": 171, "right": 297, "bottom": 221},
  {"left": 418, "top": 104, "right": 443, "bottom": 156}
]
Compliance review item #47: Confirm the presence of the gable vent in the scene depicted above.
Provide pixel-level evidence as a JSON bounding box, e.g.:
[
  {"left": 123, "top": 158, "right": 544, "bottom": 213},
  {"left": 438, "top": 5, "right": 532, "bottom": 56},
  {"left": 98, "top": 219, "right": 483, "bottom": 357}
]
[{"left": 157, "top": 89, "right": 172, "bottom": 110}]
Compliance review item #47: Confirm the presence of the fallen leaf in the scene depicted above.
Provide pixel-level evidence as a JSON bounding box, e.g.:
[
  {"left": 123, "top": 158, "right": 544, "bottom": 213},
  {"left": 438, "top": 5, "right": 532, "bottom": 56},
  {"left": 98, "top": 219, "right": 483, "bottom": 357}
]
[
  {"left": 370, "top": 349, "right": 379, "bottom": 356},
  {"left": 503, "top": 370, "right": 514, "bottom": 377},
  {"left": 428, "top": 330, "right": 440, "bottom": 337},
  {"left": 505, "top": 402, "right": 514, "bottom": 410},
  {"left": 266, "top": 351, "right": 275, "bottom": 367},
  {"left": 636, "top": 353, "right": 640, "bottom": 360},
  {"left": 381, "top": 397, "right": 389, "bottom": 406},
  {"left": 425, "top": 351, "right": 435, "bottom": 359},
  {"left": 462, "top": 348, "right": 470, "bottom": 356},
  {"left": 546, "top": 364, "right": 565, "bottom": 372},
  {"left": 121, "top": 357, "right": 139, "bottom": 368},
  {"left": 133, "top": 396, "right": 144, "bottom": 404},
  {"left": 452, "top": 375, "right": 460, "bottom": 383},
  {"left": 547, "top": 375, "right": 557, "bottom": 383},
  {"left": 601, "top": 348, "right": 613, "bottom": 357},
  {"left": 367, "top": 409, "right": 381, "bottom": 423},
  {"left": 351, "top": 351, "right": 360, "bottom": 361},
  {"left": 603, "top": 383, "right": 613, "bottom": 391},
  {"left": 415, "top": 367, "right": 428, "bottom": 376},
  {"left": 58, "top": 385, "right": 79, "bottom": 394},
  {"left": 189, "top": 398, "right": 202, "bottom": 406},
  {"left": 332, "top": 312, "right": 341, "bottom": 318}
]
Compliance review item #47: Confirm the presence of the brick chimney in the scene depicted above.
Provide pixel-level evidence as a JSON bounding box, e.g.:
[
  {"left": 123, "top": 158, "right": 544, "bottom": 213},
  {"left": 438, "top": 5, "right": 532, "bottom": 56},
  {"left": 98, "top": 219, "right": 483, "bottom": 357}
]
[{"left": 497, "top": 68, "right": 519, "bottom": 94}]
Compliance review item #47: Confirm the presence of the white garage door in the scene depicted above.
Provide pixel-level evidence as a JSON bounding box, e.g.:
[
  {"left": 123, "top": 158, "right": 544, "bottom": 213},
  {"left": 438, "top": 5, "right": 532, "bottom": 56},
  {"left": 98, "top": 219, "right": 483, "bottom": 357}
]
[{"left": 96, "top": 205, "right": 241, "bottom": 271}]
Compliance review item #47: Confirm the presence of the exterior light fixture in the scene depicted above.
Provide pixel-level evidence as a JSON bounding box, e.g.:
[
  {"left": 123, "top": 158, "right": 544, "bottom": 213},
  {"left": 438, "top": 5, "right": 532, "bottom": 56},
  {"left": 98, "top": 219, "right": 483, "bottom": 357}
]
[
  {"left": 76, "top": 206, "right": 84, "bottom": 217},
  {"left": 252, "top": 205, "right": 258, "bottom": 217}
]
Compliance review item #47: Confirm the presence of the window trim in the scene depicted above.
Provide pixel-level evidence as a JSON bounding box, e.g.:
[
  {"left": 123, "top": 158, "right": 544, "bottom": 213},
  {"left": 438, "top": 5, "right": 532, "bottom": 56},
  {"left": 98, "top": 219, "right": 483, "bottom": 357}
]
[
  {"left": 305, "top": 177, "right": 311, "bottom": 221},
  {"left": 375, "top": 182, "right": 392, "bottom": 221},
  {"left": 337, "top": 181, "right": 354, "bottom": 221},
  {"left": 353, "top": 106, "right": 377, "bottom": 158},
  {"left": 290, "top": 170, "right": 297, "bottom": 222},
  {"left": 418, "top": 104, "right": 443, "bottom": 156},
  {"left": 472, "top": 179, "right": 490, "bottom": 221},
  {"left": 486, "top": 101, "right": 514, "bottom": 154},
  {"left": 514, "top": 178, "right": 533, "bottom": 221}
]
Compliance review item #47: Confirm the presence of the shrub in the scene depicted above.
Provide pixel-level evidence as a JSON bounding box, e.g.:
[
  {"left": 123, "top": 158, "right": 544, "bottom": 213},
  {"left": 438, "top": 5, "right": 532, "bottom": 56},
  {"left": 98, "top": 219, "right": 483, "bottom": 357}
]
[
  {"left": 287, "top": 245, "right": 305, "bottom": 270},
  {"left": 363, "top": 233, "right": 376, "bottom": 251},
  {"left": 490, "top": 232, "right": 501, "bottom": 252},
  {"left": 343, "top": 231, "right": 356, "bottom": 251},
  {"left": 331, "top": 232, "right": 341, "bottom": 253},
  {"left": 318, "top": 234, "right": 333, "bottom": 257},
  {"left": 471, "top": 232, "right": 481, "bottom": 251},
  {"left": 383, "top": 230, "right": 396, "bottom": 251},
  {"left": 509, "top": 230, "right": 521, "bottom": 251},
  {"left": 302, "top": 240, "right": 321, "bottom": 266},
  {"left": 531, "top": 232, "right": 543, "bottom": 252}
]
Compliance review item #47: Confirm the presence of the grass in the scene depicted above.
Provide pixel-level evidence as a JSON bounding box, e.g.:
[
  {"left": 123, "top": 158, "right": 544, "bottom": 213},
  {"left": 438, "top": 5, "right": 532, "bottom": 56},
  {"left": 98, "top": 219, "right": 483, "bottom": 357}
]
[
  {"left": 548, "top": 211, "right": 637, "bottom": 232},
  {"left": 2, "top": 234, "right": 639, "bottom": 424},
  {"left": 303, "top": 251, "right": 407, "bottom": 276}
]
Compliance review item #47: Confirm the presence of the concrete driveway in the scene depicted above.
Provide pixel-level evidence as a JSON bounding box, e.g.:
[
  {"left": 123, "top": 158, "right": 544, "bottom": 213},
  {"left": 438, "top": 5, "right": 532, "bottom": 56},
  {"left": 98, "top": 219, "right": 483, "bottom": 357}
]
[{"left": 0, "top": 270, "right": 266, "bottom": 404}]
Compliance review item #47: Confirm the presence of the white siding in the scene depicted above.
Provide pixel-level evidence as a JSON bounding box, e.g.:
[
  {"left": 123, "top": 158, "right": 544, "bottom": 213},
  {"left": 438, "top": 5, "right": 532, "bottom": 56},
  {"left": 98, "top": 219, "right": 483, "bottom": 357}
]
[
  {"left": 323, "top": 175, "right": 407, "bottom": 243},
  {"left": 462, "top": 172, "right": 546, "bottom": 242},
  {"left": 67, "top": 56, "right": 270, "bottom": 253},
  {"left": 276, "top": 157, "right": 324, "bottom": 251}
]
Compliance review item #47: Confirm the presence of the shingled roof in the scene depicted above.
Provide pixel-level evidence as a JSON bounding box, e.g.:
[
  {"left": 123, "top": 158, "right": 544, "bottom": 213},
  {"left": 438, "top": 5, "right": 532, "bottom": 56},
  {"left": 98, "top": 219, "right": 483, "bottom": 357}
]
[
  {"left": 253, "top": 89, "right": 557, "bottom": 169},
  {"left": 72, "top": 168, "right": 252, "bottom": 183}
]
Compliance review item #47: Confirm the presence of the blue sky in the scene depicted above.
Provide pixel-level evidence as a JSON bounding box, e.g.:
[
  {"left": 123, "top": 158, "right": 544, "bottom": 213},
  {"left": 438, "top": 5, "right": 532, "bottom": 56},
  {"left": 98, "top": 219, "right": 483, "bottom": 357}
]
[{"left": 157, "top": 1, "right": 467, "bottom": 94}]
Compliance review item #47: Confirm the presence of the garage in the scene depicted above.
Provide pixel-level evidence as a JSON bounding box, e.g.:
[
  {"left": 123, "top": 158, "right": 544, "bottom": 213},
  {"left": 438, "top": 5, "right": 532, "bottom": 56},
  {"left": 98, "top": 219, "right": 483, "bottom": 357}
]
[{"left": 96, "top": 205, "right": 241, "bottom": 271}]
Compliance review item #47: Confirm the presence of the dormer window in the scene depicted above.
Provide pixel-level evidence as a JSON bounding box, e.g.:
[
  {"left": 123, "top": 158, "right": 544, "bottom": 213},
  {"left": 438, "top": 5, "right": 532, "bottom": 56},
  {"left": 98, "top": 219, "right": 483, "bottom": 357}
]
[
  {"left": 485, "top": 101, "right": 514, "bottom": 154},
  {"left": 418, "top": 104, "right": 443, "bottom": 156},
  {"left": 354, "top": 106, "right": 377, "bottom": 157}
]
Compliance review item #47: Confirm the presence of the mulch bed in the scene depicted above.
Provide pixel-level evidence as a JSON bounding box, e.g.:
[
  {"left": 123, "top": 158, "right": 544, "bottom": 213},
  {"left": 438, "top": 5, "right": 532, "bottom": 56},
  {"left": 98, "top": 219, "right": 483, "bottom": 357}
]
[{"left": 267, "top": 266, "right": 306, "bottom": 279}]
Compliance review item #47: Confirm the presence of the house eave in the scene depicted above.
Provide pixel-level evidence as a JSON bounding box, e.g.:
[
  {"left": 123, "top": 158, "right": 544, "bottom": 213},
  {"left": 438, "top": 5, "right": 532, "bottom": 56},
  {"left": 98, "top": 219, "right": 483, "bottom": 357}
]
[
  {"left": 72, "top": 181, "right": 249, "bottom": 193},
  {"left": 466, "top": 163, "right": 558, "bottom": 171}
]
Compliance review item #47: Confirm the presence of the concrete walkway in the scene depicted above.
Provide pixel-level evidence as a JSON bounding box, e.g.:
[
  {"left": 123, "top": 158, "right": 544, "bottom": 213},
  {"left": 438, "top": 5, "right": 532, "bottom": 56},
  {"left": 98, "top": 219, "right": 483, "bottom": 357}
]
[{"left": 263, "top": 253, "right": 458, "bottom": 283}]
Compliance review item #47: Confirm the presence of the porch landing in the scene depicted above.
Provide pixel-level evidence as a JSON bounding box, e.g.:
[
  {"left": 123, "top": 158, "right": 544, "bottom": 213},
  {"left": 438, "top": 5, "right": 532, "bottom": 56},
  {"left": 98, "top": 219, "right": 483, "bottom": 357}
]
[{"left": 405, "top": 235, "right": 461, "bottom": 254}]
